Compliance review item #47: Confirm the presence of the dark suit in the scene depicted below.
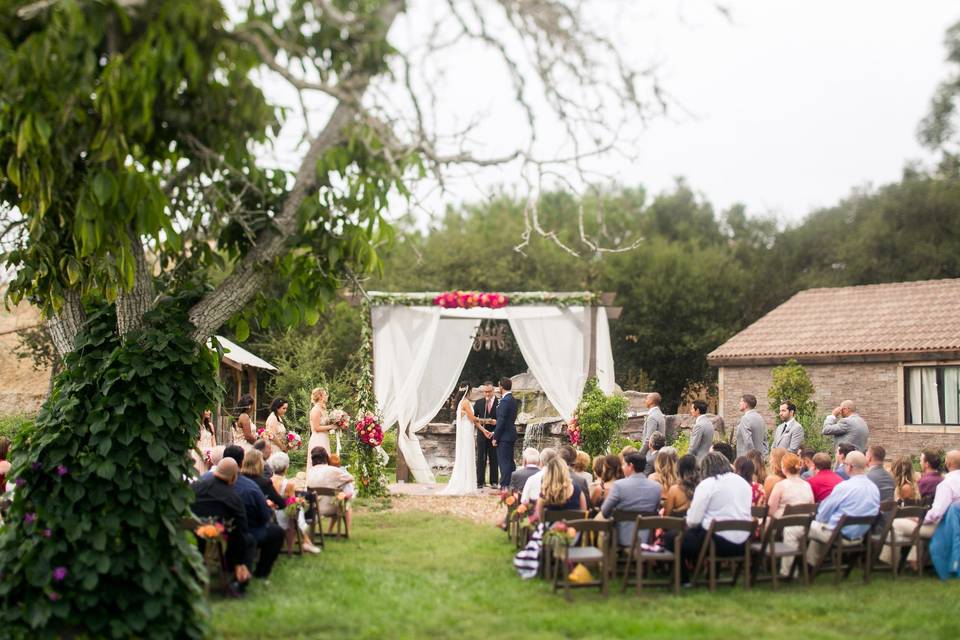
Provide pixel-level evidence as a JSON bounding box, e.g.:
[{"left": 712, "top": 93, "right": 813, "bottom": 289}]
[
  {"left": 492, "top": 392, "right": 518, "bottom": 488},
  {"left": 474, "top": 396, "right": 500, "bottom": 487},
  {"left": 191, "top": 475, "right": 255, "bottom": 571}
]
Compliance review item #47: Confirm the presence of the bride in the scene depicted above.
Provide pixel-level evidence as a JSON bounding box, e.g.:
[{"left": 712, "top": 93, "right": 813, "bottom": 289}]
[{"left": 441, "top": 381, "right": 480, "bottom": 495}]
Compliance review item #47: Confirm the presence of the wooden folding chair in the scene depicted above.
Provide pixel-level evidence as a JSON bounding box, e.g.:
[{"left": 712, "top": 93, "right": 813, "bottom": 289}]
[
  {"left": 783, "top": 503, "right": 817, "bottom": 517},
  {"left": 542, "top": 510, "right": 588, "bottom": 580},
  {"left": 623, "top": 515, "right": 686, "bottom": 596},
  {"left": 691, "top": 520, "right": 755, "bottom": 591},
  {"left": 608, "top": 510, "right": 654, "bottom": 580},
  {"left": 300, "top": 490, "right": 326, "bottom": 551},
  {"left": 809, "top": 513, "right": 878, "bottom": 584},
  {"left": 750, "top": 513, "right": 813, "bottom": 589},
  {"left": 183, "top": 515, "right": 229, "bottom": 595},
  {"left": 551, "top": 519, "right": 613, "bottom": 601},
  {"left": 873, "top": 505, "right": 929, "bottom": 579},
  {"left": 310, "top": 487, "right": 349, "bottom": 540}
]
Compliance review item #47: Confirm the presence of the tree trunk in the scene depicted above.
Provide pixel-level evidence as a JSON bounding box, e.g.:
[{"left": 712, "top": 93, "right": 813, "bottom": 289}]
[
  {"left": 47, "top": 289, "right": 86, "bottom": 358},
  {"left": 116, "top": 227, "right": 156, "bottom": 340}
]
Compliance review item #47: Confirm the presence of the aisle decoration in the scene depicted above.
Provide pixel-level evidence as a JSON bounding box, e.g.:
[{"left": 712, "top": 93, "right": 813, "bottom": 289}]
[{"left": 346, "top": 300, "right": 388, "bottom": 497}]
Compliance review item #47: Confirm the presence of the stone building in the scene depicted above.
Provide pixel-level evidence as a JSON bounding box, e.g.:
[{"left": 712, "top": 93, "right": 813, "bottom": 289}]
[{"left": 708, "top": 278, "right": 960, "bottom": 458}]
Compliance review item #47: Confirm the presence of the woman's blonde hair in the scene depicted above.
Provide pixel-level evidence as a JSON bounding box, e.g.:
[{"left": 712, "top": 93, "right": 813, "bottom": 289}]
[
  {"left": 654, "top": 450, "right": 678, "bottom": 489},
  {"left": 311, "top": 387, "right": 328, "bottom": 404},
  {"left": 781, "top": 452, "right": 802, "bottom": 476},
  {"left": 891, "top": 456, "right": 918, "bottom": 501},
  {"left": 241, "top": 448, "right": 264, "bottom": 477},
  {"left": 573, "top": 450, "right": 591, "bottom": 473},
  {"left": 768, "top": 447, "right": 787, "bottom": 479},
  {"left": 540, "top": 458, "right": 573, "bottom": 505}
]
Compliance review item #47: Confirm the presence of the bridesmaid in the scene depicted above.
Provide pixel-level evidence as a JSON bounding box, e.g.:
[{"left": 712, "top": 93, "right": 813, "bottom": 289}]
[
  {"left": 264, "top": 398, "right": 290, "bottom": 452},
  {"left": 307, "top": 388, "right": 334, "bottom": 472},
  {"left": 232, "top": 394, "right": 257, "bottom": 451}
]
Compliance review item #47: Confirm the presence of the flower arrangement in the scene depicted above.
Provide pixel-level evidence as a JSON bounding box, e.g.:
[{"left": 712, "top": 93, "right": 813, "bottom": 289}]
[
  {"left": 432, "top": 290, "right": 509, "bottom": 310},
  {"left": 330, "top": 409, "right": 351, "bottom": 430},
  {"left": 283, "top": 495, "right": 306, "bottom": 520},
  {"left": 287, "top": 431, "right": 302, "bottom": 449},
  {"left": 354, "top": 413, "right": 384, "bottom": 447},
  {"left": 194, "top": 522, "right": 226, "bottom": 540},
  {"left": 498, "top": 488, "right": 519, "bottom": 508},
  {"left": 566, "top": 416, "right": 581, "bottom": 446},
  {"left": 203, "top": 448, "right": 213, "bottom": 466},
  {"left": 543, "top": 520, "right": 578, "bottom": 548},
  {"left": 256, "top": 425, "right": 266, "bottom": 438}
]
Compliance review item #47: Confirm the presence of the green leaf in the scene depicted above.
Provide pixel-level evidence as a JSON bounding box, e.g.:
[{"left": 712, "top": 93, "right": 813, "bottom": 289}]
[
  {"left": 92, "top": 172, "right": 117, "bottom": 206},
  {"left": 234, "top": 318, "right": 250, "bottom": 342}
]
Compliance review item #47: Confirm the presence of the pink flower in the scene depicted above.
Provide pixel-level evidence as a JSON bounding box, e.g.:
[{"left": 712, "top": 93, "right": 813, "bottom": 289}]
[
  {"left": 42, "top": 529, "right": 52, "bottom": 538},
  {"left": 48, "top": 592, "right": 61, "bottom": 602},
  {"left": 23, "top": 512, "right": 36, "bottom": 524},
  {"left": 52, "top": 567, "right": 68, "bottom": 582},
  {"left": 56, "top": 465, "right": 68, "bottom": 476}
]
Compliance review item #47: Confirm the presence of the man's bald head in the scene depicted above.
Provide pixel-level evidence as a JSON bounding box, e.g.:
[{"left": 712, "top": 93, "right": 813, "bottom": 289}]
[
  {"left": 946, "top": 450, "right": 960, "bottom": 472},
  {"left": 214, "top": 457, "right": 239, "bottom": 484},
  {"left": 840, "top": 399, "right": 856, "bottom": 414},
  {"left": 845, "top": 450, "right": 867, "bottom": 473}
]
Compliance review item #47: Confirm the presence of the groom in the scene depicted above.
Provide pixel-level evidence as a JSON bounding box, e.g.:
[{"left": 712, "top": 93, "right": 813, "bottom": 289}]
[{"left": 491, "top": 376, "right": 518, "bottom": 489}]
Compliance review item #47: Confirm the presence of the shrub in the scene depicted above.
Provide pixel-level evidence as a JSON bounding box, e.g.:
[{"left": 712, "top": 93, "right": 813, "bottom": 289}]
[
  {"left": 575, "top": 379, "right": 628, "bottom": 458},
  {"left": 767, "top": 359, "right": 829, "bottom": 452}
]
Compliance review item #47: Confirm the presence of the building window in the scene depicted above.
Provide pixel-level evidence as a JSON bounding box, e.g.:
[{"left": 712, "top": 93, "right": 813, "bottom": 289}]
[{"left": 904, "top": 366, "right": 960, "bottom": 426}]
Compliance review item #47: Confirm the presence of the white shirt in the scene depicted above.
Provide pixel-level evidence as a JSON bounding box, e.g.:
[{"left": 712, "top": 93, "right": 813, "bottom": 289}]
[
  {"left": 925, "top": 469, "right": 960, "bottom": 524},
  {"left": 686, "top": 472, "right": 753, "bottom": 544},
  {"left": 521, "top": 469, "right": 543, "bottom": 504}
]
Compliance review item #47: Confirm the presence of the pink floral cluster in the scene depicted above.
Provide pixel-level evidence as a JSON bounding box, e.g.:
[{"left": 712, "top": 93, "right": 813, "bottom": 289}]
[
  {"left": 566, "top": 417, "right": 581, "bottom": 446},
  {"left": 355, "top": 413, "right": 384, "bottom": 447},
  {"left": 287, "top": 432, "right": 302, "bottom": 449},
  {"left": 432, "top": 291, "right": 508, "bottom": 309}
]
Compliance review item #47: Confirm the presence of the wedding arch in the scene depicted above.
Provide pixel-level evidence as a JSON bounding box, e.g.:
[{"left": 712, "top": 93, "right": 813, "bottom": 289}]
[{"left": 364, "top": 291, "right": 619, "bottom": 483}]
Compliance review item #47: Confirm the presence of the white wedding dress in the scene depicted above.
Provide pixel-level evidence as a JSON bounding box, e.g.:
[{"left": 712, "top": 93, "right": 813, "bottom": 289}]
[{"left": 441, "top": 397, "right": 478, "bottom": 495}]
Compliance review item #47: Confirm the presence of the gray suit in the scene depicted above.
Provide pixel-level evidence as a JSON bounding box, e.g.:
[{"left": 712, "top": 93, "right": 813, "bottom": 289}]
[
  {"left": 772, "top": 418, "right": 804, "bottom": 452},
  {"left": 600, "top": 474, "right": 663, "bottom": 547},
  {"left": 822, "top": 413, "right": 869, "bottom": 452},
  {"left": 735, "top": 409, "right": 768, "bottom": 458},
  {"left": 867, "top": 465, "right": 895, "bottom": 503},
  {"left": 641, "top": 406, "right": 666, "bottom": 445},
  {"left": 688, "top": 415, "right": 714, "bottom": 461}
]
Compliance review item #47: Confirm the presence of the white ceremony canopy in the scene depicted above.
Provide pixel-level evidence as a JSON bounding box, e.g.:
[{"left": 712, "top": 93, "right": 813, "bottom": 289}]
[{"left": 369, "top": 293, "right": 616, "bottom": 483}]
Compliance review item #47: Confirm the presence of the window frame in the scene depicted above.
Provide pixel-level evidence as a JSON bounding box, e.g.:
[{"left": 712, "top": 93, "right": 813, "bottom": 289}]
[{"left": 898, "top": 361, "right": 960, "bottom": 434}]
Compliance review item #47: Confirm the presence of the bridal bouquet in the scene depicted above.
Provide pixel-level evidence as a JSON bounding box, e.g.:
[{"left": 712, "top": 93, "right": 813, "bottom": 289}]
[
  {"left": 287, "top": 431, "right": 302, "bottom": 449},
  {"left": 566, "top": 417, "right": 582, "bottom": 447},
  {"left": 330, "top": 409, "right": 351, "bottom": 430},
  {"left": 433, "top": 290, "right": 509, "bottom": 310},
  {"left": 354, "top": 413, "right": 384, "bottom": 447}
]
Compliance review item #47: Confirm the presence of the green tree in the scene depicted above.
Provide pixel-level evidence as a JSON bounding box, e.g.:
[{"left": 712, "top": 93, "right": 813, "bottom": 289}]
[
  {"left": 574, "top": 378, "right": 627, "bottom": 457},
  {"left": 767, "top": 359, "right": 828, "bottom": 452}
]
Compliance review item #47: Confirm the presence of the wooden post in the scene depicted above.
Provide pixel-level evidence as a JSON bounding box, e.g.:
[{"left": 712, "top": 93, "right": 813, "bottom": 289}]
[
  {"left": 396, "top": 439, "right": 409, "bottom": 483},
  {"left": 587, "top": 304, "right": 598, "bottom": 379}
]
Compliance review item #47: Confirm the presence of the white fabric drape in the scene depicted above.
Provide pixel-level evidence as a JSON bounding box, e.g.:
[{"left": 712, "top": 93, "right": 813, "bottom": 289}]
[
  {"left": 921, "top": 368, "right": 941, "bottom": 425},
  {"left": 908, "top": 368, "right": 923, "bottom": 424},
  {"left": 945, "top": 367, "right": 960, "bottom": 424},
  {"left": 595, "top": 307, "right": 616, "bottom": 394},
  {"left": 505, "top": 305, "right": 588, "bottom": 421},
  {"left": 372, "top": 306, "right": 479, "bottom": 483}
]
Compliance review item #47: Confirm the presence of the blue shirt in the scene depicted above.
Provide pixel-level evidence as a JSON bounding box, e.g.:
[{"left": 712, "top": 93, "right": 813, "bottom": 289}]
[
  {"left": 233, "top": 474, "right": 272, "bottom": 536},
  {"left": 816, "top": 474, "right": 880, "bottom": 539},
  {"left": 834, "top": 464, "right": 850, "bottom": 480}
]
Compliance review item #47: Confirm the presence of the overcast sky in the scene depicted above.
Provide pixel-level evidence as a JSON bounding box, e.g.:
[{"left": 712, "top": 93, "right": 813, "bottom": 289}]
[{"left": 261, "top": 1, "right": 960, "bottom": 227}]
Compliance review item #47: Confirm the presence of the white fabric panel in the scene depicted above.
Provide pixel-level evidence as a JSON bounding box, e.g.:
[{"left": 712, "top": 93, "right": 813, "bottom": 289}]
[
  {"left": 506, "top": 305, "right": 588, "bottom": 421},
  {"left": 908, "top": 368, "right": 923, "bottom": 424},
  {"left": 944, "top": 367, "right": 959, "bottom": 424},
  {"left": 595, "top": 307, "right": 616, "bottom": 394},
  {"left": 921, "top": 367, "right": 942, "bottom": 425}
]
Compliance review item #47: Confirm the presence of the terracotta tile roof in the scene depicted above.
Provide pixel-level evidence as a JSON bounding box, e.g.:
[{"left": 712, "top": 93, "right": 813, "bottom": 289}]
[{"left": 708, "top": 278, "right": 960, "bottom": 363}]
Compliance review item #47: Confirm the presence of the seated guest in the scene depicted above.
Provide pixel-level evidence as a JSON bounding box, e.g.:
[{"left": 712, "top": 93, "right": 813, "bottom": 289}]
[
  {"left": 510, "top": 448, "right": 541, "bottom": 493},
  {"left": 558, "top": 445, "right": 591, "bottom": 507},
  {"left": 799, "top": 447, "right": 816, "bottom": 480},
  {"left": 533, "top": 458, "right": 587, "bottom": 521},
  {"left": 641, "top": 432, "right": 666, "bottom": 476},
  {"left": 890, "top": 455, "right": 918, "bottom": 503},
  {"left": 328, "top": 452, "right": 355, "bottom": 532},
  {"left": 804, "top": 451, "right": 880, "bottom": 568},
  {"left": 834, "top": 443, "right": 856, "bottom": 480},
  {"left": 734, "top": 456, "right": 765, "bottom": 506},
  {"left": 648, "top": 449, "right": 678, "bottom": 497},
  {"left": 807, "top": 453, "right": 844, "bottom": 503},
  {"left": 601, "top": 453, "right": 662, "bottom": 548},
  {"left": 866, "top": 445, "right": 895, "bottom": 502},
  {"left": 618, "top": 445, "right": 638, "bottom": 467},
  {"left": 233, "top": 452, "right": 284, "bottom": 580},
  {"left": 894, "top": 450, "right": 960, "bottom": 566},
  {"left": 710, "top": 441, "right": 736, "bottom": 466},
  {"left": 573, "top": 450, "right": 593, "bottom": 484},
  {"left": 268, "top": 451, "right": 321, "bottom": 554},
  {"left": 520, "top": 448, "right": 557, "bottom": 505},
  {"left": 918, "top": 448, "right": 944, "bottom": 501},
  {"left": 306, "top": 446, "right": 355, "bottom": 530},
  {"left": 767, "top": 452, "right": 814, "bottom": 577},
  {"left": 673, "top": 452, "right": 752, "bottom": 585},
  {"left": 590, "top": 454, "right": 623, "bottom": 505},
  {"left": 190, "top": 458, "right": 252, "bottom": 594},
  {"left": 200, "top": 444, "right": 245, "bottom": 480},
  {"left": 663, "top": 454, "right": 699, "bottom": 516},
  {"left": 763, "top": 448, "right": 788, "bottom": 498},
  {"left": 252, "top": 439, "right": 275, "bottom": 478},
  {"left": 589, "top": 456, "right": 607, "bottom": 504},
  {"left": 241, "top": 449, "right": 284, "bottom": 509}
]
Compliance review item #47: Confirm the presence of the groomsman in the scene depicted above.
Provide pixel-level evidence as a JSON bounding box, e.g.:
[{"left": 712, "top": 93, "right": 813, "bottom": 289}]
[
  {"left": 735, "top": 393, "right": 768, "bottom": 458},
  {"left": 688, "top": 400, "right": 714, "bottom": 461},
  {"left": 772, "top": 402, "right": 804, "bottom": 452},
  {"left": 640, "top": 392, "right": 666, "bottom": 444},
  {"left": 474, "top": 381, "right": 499, "bottom": 488}
]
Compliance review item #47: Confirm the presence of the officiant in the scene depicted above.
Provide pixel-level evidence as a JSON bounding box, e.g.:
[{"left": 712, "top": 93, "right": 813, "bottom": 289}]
[{"left": 474, "top": 381, "right": 499, "bottom": 488}]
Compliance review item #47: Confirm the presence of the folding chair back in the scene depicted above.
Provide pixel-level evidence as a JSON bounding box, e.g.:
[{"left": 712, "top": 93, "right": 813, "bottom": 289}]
[
  {"left": 783, "top": 503, "right": 816, "bottom": 516},
  {"left": 551, "top": 519, "right": 612, "bottom": 601},
  {"left": 751, "top": 513, "right": 812, "bottom": 588},
  {"left": 693, "top": 519, "right": 755, "bottom": 591},
  {"left": 812, "top": 513, "right": 877, "bottom": 584},
  {"left": 544, "top": 510, "right": 588, "bottom": 524},
  {"left": 751, "top": 505, "right": 769, "bottom": 520},
  {"left": 624, "top": 516, "right": 686, "bottom": 596},
  {"left": 307, "top": 487, "right": 349, "bottom": 539}
]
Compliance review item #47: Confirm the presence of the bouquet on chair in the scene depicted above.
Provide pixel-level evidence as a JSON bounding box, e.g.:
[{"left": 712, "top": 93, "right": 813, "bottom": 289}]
[{"left": 283, "top": 495, "right": 306, "bottom": 520}]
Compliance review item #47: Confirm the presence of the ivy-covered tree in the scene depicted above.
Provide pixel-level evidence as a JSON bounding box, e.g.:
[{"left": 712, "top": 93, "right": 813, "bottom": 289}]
[{"left": 0, "top": 0, "right": 662, "bottom": 636}]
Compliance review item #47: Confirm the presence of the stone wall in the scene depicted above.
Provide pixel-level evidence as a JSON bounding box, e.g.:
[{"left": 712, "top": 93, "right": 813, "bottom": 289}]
[{"left": 718, "top": 362, "right": 960, "bottom": 459}]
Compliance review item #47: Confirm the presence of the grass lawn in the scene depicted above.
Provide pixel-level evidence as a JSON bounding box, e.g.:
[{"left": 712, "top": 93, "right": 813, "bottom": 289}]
[{"left": 212, "top": 506, "right": 960, "bottom": 640}]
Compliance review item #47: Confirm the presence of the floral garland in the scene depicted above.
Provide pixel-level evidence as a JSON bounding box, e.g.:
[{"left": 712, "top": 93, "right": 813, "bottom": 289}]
[
  {"left": 348, "top": 300, "right": 388, "bottom": 498},
  {"left": 366, "top": 290, "right": 596, "bottom": 307},
  {"left": 355, "top": 412, "right": 385, "bottom": 447},
  {"left": 433, "top": 290, "right": 508, "bottom": 309}
]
